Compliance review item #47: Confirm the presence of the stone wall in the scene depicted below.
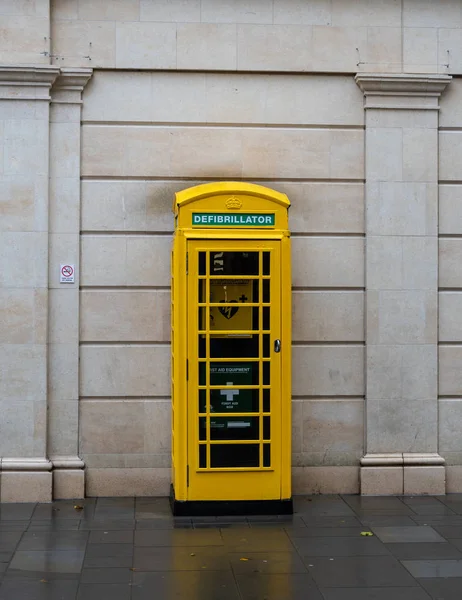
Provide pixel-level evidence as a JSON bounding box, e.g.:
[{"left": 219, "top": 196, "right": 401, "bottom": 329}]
[{"left": 1, "top": 0, "right": 462, "bottom": 499}]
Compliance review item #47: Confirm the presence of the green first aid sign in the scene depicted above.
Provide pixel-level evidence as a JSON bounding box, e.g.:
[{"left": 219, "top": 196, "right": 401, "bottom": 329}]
[{"left": 192, "top": 213, "right": 275, "bottom": 227}]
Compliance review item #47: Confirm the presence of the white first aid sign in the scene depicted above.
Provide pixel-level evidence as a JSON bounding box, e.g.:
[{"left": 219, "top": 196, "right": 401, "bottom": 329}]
[{"left": 60, "top": 264, "right": 75, "bottom": 283}]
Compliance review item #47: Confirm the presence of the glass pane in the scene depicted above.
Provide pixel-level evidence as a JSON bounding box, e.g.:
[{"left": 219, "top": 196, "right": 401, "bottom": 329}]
[
  {"left": 210, "top": 388, "right": 259, "bottom": 413},
  {"left": 209, "top": 307, "right": 256, "bottom": 332},
  {"left": 263, "top": 417, "right": 270, "bottom": 440},
  {"left": 210, "top": 417, "right": 259, "bottom": 440},
  {"left": 210, "top": 362, "right": 258, "bottom": 386},
  {"left": 199, "top": 252, "right": 206, "bottom": 276},
  {"left": 263, "top": 252, "right": 270, "bottom": 275},
  {"left": 263, "top": 362, "right": 270, "bottom": 385},
  {"left": 198, "top": 279, "right": 206, "bottom": 302},
  {"left": 199, "top": 389, "right": 207, "bottom": 413},
  {"left": 210, "top": 252, "right": 259, "bottom": 276},
  {"left": 210, "top": 336, "right": 259, "bottom": 358},
  {"left": 211, "top": 444, "right": 259, "bottom": 468},
  {"left": 263, "top": 389, "right": 270, "bottom": 413},
  {"left": 263, "top": 444, "right": 271, "bottom": 467},
  {"left": 198, "top": 335, "right": 206, "bottom": 358},
  {"left": 263, "top": 334, "right": 270, "bottom": 358},
  {"left": 199, "top": 445, "right": 206, "bottom": 468},
  {"left": 263, "top": 308, "right": 270, "bottom": 331},
  {"left": 199, "top": 417, "right": 206, "bottom": 440},
  {"left": 263, "top": 280, "right": 270, "bottom": 303}
]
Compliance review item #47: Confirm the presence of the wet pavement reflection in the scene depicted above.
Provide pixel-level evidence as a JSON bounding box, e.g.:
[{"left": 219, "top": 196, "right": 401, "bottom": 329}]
[{"left": 1, "top": 495, "right": 462, "bottom": 597}]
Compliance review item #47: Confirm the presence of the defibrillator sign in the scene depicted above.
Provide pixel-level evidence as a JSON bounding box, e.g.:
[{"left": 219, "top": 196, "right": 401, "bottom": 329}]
[{"left": 192, "top": 213, "right": 275, "bottom": 227}]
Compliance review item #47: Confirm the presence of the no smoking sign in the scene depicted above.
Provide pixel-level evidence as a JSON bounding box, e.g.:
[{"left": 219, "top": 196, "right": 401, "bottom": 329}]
[{"left": 60, "top": 264, "right": 75, "bottom": 284}]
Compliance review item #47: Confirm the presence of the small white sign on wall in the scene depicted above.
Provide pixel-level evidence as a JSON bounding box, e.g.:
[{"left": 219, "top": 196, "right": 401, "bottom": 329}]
[{"left": 60, "top": 264, "right": 75, "bottom": 283}]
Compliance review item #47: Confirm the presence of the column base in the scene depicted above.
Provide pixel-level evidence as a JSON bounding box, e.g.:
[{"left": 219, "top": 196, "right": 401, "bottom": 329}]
[
  {"left": 360, "top": 454, "right": 446, "bottom": 495},
  {"left": 1, "top": 459, "right": 53, "bottom": 502},
  {"left": 51, "top": 457, "right": 85, "bottom": 500}
]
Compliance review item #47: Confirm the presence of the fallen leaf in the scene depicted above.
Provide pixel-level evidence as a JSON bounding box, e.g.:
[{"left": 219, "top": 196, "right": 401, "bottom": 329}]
[
  {"left": 129, "top": 568, "right": 138, "bottom": 572},
  {"left": 40, "top": 579, "right": 48, "bottom": 583},
  {"left": 240, "top": 558, "right": 249, "bottom": 561},
  {"left": 360, "top": 531, "right": 373, "bottom": 536},
  {"left": 190, "top": 553, "right": 195, "bottom": 557},
  {"left": 73, "top": 505, "right": 83, "bottom": 510}
]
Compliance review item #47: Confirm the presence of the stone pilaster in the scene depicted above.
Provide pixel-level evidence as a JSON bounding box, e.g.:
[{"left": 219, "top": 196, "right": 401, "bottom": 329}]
[
  {"left": 356, "top": 74, "right": 451, "bottom": 495},
  {"left": 0, "top": 66, "right": 60, "bottom": 501},
  {"left": 49, "top": 69, "right": 92, "bottom": 499}
]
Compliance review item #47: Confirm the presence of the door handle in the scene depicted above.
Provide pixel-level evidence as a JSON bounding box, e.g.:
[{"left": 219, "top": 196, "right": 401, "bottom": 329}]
[{"left": 274, "top": 339, "right": 281, "bottom": 353}]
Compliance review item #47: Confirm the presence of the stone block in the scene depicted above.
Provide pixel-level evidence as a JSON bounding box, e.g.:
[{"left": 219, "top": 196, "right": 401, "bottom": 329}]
[
  {"left": 0, "top": 232, "right": 48, "bottom": 288},
  {"left": 0, "top": 15, "right": 49, "bottom": 64},
  {"left": 48, "top": 400, "right": 79, "bottom": 456},
  {"left": 285, "top": 182, "right": 364, "bottom": 234},
  {"left": 292, "top": 236, "right": 364, "bottom": 288},
  {"left": 440, "top": 346, "right": 462, "bottom": 396},
  {"left": 273, "top": 0, "right": 331, "bottom": 25},
  {"left": 293, "top": 466, "right": 359, "bottom": 494},
  {"left": 0, "top": 399, "right": 45, "bottom": 457},
  {"left": 447, "top": 467, "right": 462, "bottom": 493},
  {"left": 53, "top": 470, "right": 84, "bottom": 499},
  {"left": 439, "top": 399, "right": 462, "bottom": 455},
  {"left": 202, "top": 0, "right": 273, "bottom": 24},
  {"left": 80, "top": 345, "right": 171, "bottom": 397},
  {"left": 81, "top": 180, "right": 176, "bottom": 232},
  {"left": 361, "top": 467, "right": 403, "bottom": 495},
  {"left": 367, "top": 290, "right": 437, "bottom": 345},
  {"left": 403, "top": 466, "right": 445, "bottom": 495},
  {"left": 332, "top": 0, "right": 401, "bottom": 27},
  {"left": 51, "top": 19, "right": 115, "bottom": 68},
  {"left": 440, "top": 132, "right": 462, "bottom": 182},
  {"left": 302, "top": 399, "right": 364, "bottom": 463},
  {"left": 403, "top": 27, "right": 438, "bottom": 72},
  {"left": 439, "top": 239, "right": 462, "bottom": 288},
  {"left": 49, "top": 122, "right": 80, "bottom": 179},
  {"left": 292, "top": 345, "right": 364, "bottom": 397},
  {"left": 439, "top": 185, "right": 462, "bottom": 235},
  {"left": 140, "top": 0, "right": 200, "bottom": 22},
  {"left": 1, "top": 472, "right": 52, "bottom": 503},
  {"left": 367, "top": 182, "right": 437, "bottom": 236},
  {"left": 81, "top": 290, "right": 170, "bottom": 342},
  {"left": 366, "top": 128, "right": 403, "bottom": 182},
  {"left": 366, "top": 397, "right": 437, "bottom": 455},
  {"left": 367, "top": 236, "right": 437, "bottom": 291},
  {"left": 86, "top": 467, "right": 171, "bottom": 496},
  {"left": 312, "top": 25, "right": 367, "bottom": 72},
  {"left": 403, "top": 0, "right": 461, "bottom": 28},
  {"left": 49, "top": 288, "right": 78, "bottom": 344},
  {"left": 0, "top": 175, "right": 38, "bottom": 232},
  {"left": 367, "top": 344, "right": 437, "bottom": 401},
  {"left": 403, "top": 128, "right": 438, "bottom": 182},
  {"left": 0, "top": 345, "right": 46, "bottom": 400},
  {"left": 48, "top": 233, "right": 79, "bottom": 289},
  {"left": 80, "top": 235, "right": 171, "bottom": 287},
  {"left": 237, "top": 24, "right": 314, "bottom": 71},
  {"left": 79, "top": 0, "right": 140, "bottom": 21},
  {"left": 364, "top": 27, "right": 401, "bottom": 71},
  {"left": 48, "top": 343, "right": 79, "bottom": 402},
  {"left": 293, "top": 291, "right": 364, "bottom": 342},
  {"left": 0, "top": 289, "right": 46, "bottom": 344},
  {"left": 177, "top": 23, "right": 237, "bottom": 70},
  {"left": 49, "top": 177, "right": 80, "bottom": 234},
  {"left": 440, "top": 79, "right": 462, "bottom": 128},
  {"left": 439, "top": 293, "right": 462, "bottom": 342},
  {"left": 115, "top": 22, "right": 176, "bottom": 69}
]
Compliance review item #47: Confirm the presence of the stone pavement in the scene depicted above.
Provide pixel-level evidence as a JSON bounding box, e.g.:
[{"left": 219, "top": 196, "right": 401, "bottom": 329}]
[{"left": 1, "top": 495, "right": 462, "bottom": 598}]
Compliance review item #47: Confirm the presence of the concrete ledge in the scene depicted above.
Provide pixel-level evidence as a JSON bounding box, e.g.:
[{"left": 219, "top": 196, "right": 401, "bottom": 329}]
[
  {"left": 292, "top": 467, "right": 359, "bottom": 494},
  {"left": 361, "top": 467, "right": 403, "bottom": 495},
  {"left": 1, "top": 472, "right": 52, "bottom": 503},
  {"left": 86, "top": 468, "right": 171, "bottom": 497},
  {"left": 53, "top": 470, "right": 85, "bottom": 500},
  {"left": 404, "top": 466, "right": 445, "bottom": 495}
]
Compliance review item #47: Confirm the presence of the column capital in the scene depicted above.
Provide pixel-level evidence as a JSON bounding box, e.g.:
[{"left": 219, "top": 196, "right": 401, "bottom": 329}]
[
  {"left": 51, "top": 68, "right": 93, "bottom": 105},
  {"left": 0, "top": 65, "right": 60, "bottom": 100},
  {"left": 355, "top": 73, "right": 452, "bottom": 110}
]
